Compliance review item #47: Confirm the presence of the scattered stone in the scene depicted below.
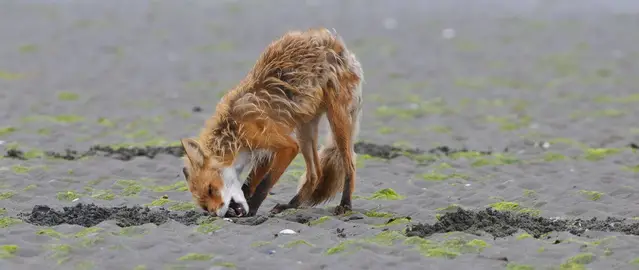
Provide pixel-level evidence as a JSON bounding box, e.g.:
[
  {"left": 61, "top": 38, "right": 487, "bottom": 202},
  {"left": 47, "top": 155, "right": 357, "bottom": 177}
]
[{"left": 278, "top": 229, "right": 297, "bottom": 235}]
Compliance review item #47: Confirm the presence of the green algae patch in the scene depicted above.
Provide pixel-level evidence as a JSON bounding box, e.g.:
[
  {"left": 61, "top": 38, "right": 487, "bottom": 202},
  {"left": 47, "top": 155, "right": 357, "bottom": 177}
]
[
  {"left": 0, "top": 127, "right": 17, "bottom": 136},
  {"left": 0, "top": 245, "right": 18, "bottom": 259},
  {"left": 97, "top": 117, "right": 116, "bottom": 128},
  {"left": 404, "top": 236, "right": 490, "bottom": 259},
  {"left": 75, "top": 227, "right": 103, "bottom": 238},
  {"left": 365, "top": 230, "right": 406, "bottom": 246},
  {"left": 630, "top": 258, "right": 639, "bottom": 264},
  {"left": 37, "top": 228, "right": 65, "bottom": 239},
  {"left": 517, "top": 233, "right": 533, "bottom": 240},
  {"left": 489, "top": 201, "right": 520, "bottom": 211},
  {"left": 47, "top": 244, "right": 72, "bottom": 265},
  {"left": 23, "top": 114, "right": 85, "bottom": 124},
  {"left": 325, "top": 240, "right": 358, "bottom": 255},
  {"left": 309, "top": 216, "right": 331, "bottom": 226},
  {"left": 421, "top": 171, "right": 468, "bottom": 181},
  {"left": 145, "top": 195, "right": 172, "bottom": 207},
  {"left": 560, "top": 253, "right": 594, "bottom": 269},
  {"left": 506, "top": 263, "right": 535, "bottom": 270},
  {"left": 466, "top": 153, "right": 520, "bottom": 167},
  {"left": 578, "top": 190, "right": 603, "bottom": 201},
  {"left": 89, "top": 189, "right": 115, "bottom": 200},
  {"left": 0, "top": 71, "right": 25, "bottom": 80},
  {"left": 23, "top": 184, "right": 37, "bottom": 191},
  {"left": 364, "top": 210, "right": 395, "bottom": 218},
  {"left": 114, "top": 227, "right": 148, "bottom": 237},
  {"left": 168, "top": 202, "right": 197, "bottom": 211},
  {"left": 250, "top": 241, "right": 271, "bottom": 248},
  {"left": 114, "top": 180, "right": 144, "bottom": 196},
  {"left": 22, "top": 149, "right": 45, "bottom": 159},
  {"left": 57, "top": 92, "right": 79, "bottom": 101},
  {"left": 0, "top": 191, "right": 16, "bottom": 200},
  {"left": 523, "top": 189, "right": 537, "bottom": 198},
  {"left": 11, "top": 165, "right": 31, "bottom": 174},
  {"left": 0, "top": 217, "right": 22, "bottom": 228},
  {"left": 283, "top": 240, "right": 314, "bottom": 248},
  {"left": 213, "top": 262, "right": 236, "bottom": 268},
  {"left": 195, "top": 217, "right": 223, "bottom": 234},
  {"left": 624, "top": 165, "right": 639, "bottom": 173},
  {"left": 488, "top": 201, "right": 540, "bottom": 216},
  {"left": 543, "top": 152, "right": 567, "bottom": 162},
  {"left": 57, "top": 191, "right": 81, "bottom": 201},
  {"left": 177, "top": 253, "right": 212, "bottom": 261},
  {"left": 36, "top": 227, "right": 103, "bottom": 241},
  {"left": 152, "top": 181, "right": 188, "bottom": 192},
  {"left": 594, "top": 93, "right": 639, "bottom": 104},
  {"left": 74, "top": 261, "right": 94, "bottom": 270},
  {"left": 582, "top": 148, "right": 620, "bottom": 161},
  {"left": 366, "top": 188, "right": 405, "bottom": 200}
]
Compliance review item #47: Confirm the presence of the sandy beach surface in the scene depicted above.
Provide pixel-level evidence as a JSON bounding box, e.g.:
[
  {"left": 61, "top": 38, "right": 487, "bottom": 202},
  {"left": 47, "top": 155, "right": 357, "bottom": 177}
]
[{"left": 2, "top": 0, "right": 639, "bottom": 269}]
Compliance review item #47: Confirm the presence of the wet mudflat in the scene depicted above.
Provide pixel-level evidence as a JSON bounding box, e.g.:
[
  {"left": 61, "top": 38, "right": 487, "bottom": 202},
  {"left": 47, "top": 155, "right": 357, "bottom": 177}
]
[{"left": 2, "top": 0, "right": 639, "bottom": 269}]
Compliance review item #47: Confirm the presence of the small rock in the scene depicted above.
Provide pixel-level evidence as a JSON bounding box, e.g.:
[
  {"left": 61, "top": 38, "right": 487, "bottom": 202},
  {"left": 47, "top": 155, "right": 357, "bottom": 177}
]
[
  {"left": 268, "top": 250, "right": 276, "bottom": 255},
  {"left": 72, "top": 198, "right": 79, "bottom": 202},
  {"left": 192, "top": 106, "right": 202, "bottom": 112},
  {"left": 442, "top": 28, "right": 456, "bottom": 39},
  {"left": 465, "top": 184, "right": 471, "bottom": 187},
  {"left": 223, "top": 218, "right": 233, "bottom": 222},
  {"left": 278, "top": 229, "right": 297, "bottom": 235}
]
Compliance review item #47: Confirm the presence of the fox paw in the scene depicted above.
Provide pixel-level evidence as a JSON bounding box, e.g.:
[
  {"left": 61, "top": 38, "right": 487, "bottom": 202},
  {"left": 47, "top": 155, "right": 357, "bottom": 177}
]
[
  {"left": 333, "top": 204, "right": 352, "bottom": 216},
  {"left": 269, "top": 203, "right": 293, "bottom": 215}
]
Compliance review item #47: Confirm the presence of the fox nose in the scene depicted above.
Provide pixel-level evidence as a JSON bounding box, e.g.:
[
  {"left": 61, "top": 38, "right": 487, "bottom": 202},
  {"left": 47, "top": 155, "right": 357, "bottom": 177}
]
[{"left": 229, "top": 199, "right": 246, "bottom": 217}]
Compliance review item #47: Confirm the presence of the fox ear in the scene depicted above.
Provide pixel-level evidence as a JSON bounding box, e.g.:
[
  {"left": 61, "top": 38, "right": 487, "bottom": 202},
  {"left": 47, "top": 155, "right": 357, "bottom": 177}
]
[{"left": 181, "top": 138, "right": 206, "bottom": 168}]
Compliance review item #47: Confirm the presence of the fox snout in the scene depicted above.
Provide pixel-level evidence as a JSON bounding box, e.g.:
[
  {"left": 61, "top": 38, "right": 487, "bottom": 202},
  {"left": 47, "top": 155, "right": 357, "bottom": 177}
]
[{"left": 210, "top": 198, "right": 247, "bottom": 217}]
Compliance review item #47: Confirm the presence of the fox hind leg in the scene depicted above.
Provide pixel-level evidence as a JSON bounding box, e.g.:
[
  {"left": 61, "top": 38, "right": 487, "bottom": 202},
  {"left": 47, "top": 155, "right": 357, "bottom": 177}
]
[
  {"left": 325, "top": 98, "right": 357, "bottom": 215},
  {"left": 269, "top": 116, "right": 322, "bottom": 214}
]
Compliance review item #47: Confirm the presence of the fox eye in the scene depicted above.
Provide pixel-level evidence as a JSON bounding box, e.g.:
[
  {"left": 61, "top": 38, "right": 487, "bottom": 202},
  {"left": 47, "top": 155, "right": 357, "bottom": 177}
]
[
  {"left": 208, "top": 185, "right": 213, "bottom": 196},
  {"left": 182, "top": 167, "right": 189, "bottom": 179}
]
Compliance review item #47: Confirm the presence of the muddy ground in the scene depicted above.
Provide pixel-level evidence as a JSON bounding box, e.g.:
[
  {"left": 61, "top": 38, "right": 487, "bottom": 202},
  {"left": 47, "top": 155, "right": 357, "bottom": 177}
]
[{"left": 2, "top": 0, "right": 639, "bottom": 269}]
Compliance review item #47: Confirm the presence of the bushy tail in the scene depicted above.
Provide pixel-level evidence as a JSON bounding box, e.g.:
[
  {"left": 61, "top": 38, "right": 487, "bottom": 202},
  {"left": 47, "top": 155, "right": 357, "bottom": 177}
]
[{"left": 299, "top": 36, "right": 364, "bottom": 207}]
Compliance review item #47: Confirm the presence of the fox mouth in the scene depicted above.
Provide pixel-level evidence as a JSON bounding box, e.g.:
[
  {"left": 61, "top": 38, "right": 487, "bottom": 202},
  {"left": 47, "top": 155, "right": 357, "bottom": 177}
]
[
  {"left": 214, "top": 192, "right": 249, "bottom": 218},
  {"left": 225, "top": 198, "right": 247, "bottom": 217}
]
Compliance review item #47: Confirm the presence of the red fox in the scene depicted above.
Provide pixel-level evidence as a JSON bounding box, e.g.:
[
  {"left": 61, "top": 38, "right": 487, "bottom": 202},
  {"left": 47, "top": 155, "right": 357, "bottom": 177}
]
[{"left": 180, "top": 27, "right": 363, "bottom": 217}]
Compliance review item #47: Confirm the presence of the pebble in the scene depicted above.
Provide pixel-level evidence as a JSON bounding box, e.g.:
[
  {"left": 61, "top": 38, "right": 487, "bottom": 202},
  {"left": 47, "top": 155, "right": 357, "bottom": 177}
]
[
  {"left": 442, "top": 28, "right": 456, "bottom": 39},
  {"left": 223, "top": 218, "right": 233, "bottom": 222},
  {"left": 268, "top": 250, "right": 276, "bottom": 255},
  {"left": 278, "top": 229, "right": 297, "bottom": 235}
]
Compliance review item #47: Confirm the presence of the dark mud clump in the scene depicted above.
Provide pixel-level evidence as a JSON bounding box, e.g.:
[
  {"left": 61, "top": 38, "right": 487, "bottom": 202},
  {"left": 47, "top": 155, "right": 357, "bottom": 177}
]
[
  {"left": 47, "top": 145, "right": 186, "bottom": 161},
  {"left": 6, "top": 142, "right": 493, "bottom": 161},
  {"left": 19, "top": 204, "right": 207, "bottom": 227},
  {"left": 18, "top": 203, "right": 269, "bottom": 227},
  {"left": 405, "top": 207, "right": 639, "bottom": 239},
  {"left": 354, "top": 142, "right": 492, "bottom": 159}
]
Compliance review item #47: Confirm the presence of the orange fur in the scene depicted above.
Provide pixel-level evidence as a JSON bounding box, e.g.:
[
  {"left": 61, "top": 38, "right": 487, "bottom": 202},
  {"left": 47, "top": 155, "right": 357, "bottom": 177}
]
[{"left": 181, "top": 27, "right": 364, "bottom": 217}]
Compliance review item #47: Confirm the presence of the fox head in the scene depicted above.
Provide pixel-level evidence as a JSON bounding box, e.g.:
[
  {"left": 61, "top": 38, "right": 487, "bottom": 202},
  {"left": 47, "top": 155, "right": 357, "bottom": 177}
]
[{"left": 180, "top": 138, "right": 247, "bottom": 217}]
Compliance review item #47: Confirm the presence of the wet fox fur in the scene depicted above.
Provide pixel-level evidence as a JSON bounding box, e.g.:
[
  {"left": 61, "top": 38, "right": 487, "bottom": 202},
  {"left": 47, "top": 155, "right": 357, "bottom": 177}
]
[{"left": 180, "top": 27, "right": 364, "bottom": 217}]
